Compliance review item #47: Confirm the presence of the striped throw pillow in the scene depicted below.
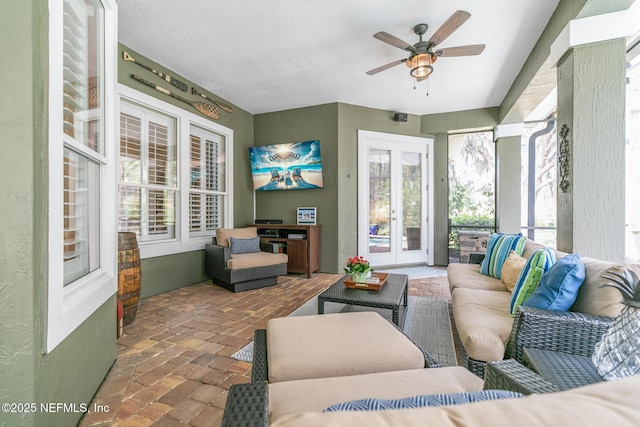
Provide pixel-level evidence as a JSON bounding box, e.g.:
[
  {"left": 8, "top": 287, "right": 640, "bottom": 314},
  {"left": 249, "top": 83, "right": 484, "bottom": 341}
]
[
  {"left": 510, "top": 248, "right": 556, "bottom": 316},
  {"left": 480, "top": 233, "right": 526, "bottom": 279},
  {"left": 323, "top": 390, "right": 523, "bottom": 412}
]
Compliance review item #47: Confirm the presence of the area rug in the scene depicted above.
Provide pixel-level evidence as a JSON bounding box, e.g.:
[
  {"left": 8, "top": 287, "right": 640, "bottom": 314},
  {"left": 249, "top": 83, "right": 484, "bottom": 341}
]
[
  {"left": 375, "top": 266, "right": 447, "bottom": 280},
  {"left": 231, "top": 295, "right": 457, "bottom": 367}
]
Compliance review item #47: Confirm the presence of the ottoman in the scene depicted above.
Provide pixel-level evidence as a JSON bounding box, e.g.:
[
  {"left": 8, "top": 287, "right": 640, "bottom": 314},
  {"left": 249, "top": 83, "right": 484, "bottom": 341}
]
[{"left": 263, "top": 311, "right": 431, "bottom": 383}]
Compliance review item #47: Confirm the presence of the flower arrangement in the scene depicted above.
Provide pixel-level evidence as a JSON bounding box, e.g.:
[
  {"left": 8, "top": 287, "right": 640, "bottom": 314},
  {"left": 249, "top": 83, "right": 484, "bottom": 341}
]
[{"left": 344, "top": 256, "right": 372, "bottom": 275}]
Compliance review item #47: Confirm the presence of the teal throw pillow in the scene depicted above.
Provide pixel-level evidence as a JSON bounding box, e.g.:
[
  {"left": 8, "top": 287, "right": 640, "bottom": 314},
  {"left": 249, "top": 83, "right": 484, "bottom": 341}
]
[
  {"left": 229, "top": 236, "right": 260, "bottom": 254},
  {"left": 323, "top": 390, "right": 523, "bottom": 412},
  {"left": 480, "top": 233, "right": 526, "bottom": 279},
  {"left": 523, "top": 253, "right": 585, "bottom": 311},
  {"left": 510, "top": 247, "right": 556, "bottom": 316}
]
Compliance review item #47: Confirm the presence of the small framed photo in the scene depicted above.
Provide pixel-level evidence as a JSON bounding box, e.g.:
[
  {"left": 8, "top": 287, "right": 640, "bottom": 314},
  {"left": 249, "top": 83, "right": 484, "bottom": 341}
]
[{"left": 297, "top": 207, "right": 317, "bottom": 225}]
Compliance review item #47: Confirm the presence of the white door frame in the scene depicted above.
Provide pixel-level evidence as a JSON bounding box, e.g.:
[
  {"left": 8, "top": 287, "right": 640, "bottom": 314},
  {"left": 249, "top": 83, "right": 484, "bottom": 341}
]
[{"left": 357, "top": 130, "right": 434, "bottom": 266}]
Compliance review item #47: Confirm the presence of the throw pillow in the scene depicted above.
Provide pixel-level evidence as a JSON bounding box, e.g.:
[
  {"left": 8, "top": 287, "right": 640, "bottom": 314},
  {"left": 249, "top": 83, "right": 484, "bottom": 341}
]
[
  {"left": 229, "top": 236, "right": 260, "bottom": 254},
  {"left": 323, "top": 390, "right": 523, "bottom": 412},
  {"left": 501, "top": 250, "right": 528, "bottom": 292},
  {"left": 480, "top": 233, "right": 527, "bottom": 279},
  {"left": 523, "top": 253, "right": 586, "bottom": 311},
  {"left": 510, "top": 247, "right": 556, "bottom": 316}
]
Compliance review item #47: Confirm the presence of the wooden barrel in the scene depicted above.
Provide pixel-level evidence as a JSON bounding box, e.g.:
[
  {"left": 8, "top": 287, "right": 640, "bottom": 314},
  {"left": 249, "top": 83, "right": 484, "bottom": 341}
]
[{"left": 118, "top": 232, "right": 141, "bottom": 327}]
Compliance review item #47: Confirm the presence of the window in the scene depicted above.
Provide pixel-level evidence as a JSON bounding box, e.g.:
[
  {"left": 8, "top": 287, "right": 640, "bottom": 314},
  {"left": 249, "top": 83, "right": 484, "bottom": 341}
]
[
  {"left": 520, "top": 120, "right": 557, "bottom": 247},
  {"left": 118, "top": 85, "right": 233, "bottom": 258},
  {"left": 189, "top": 125, "right": 226, "bottom": 236},
  {"left": 626, "top": 38, "right": 640, "bottom": 263},
  {"left": 119, "top": 102, "right": 177, "bottom": 242},
  {"left": 447, "top": 131, "right": 496, "bottom": 262},
  {"left": 48, "top": 0, "right": 117, "bottom": 352}
]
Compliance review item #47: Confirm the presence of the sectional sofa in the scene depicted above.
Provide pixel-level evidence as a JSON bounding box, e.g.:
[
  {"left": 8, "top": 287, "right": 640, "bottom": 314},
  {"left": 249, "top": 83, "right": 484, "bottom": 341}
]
[{"left": 448, "top": 238, "right": 626, "bottom": 376}]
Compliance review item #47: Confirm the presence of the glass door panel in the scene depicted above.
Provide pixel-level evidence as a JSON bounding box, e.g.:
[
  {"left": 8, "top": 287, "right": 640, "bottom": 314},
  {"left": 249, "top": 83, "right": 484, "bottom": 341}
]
[
  {"left": 402, "top": 151, "right": 422, "bottom": 252},
  {"left": 368, "top": 149, "right": 391, "bottom": 254}
]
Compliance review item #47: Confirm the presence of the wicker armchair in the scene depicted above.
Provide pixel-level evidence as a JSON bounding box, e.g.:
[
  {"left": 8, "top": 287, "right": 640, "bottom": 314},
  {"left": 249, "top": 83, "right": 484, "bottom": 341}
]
[
  {"left": 505, "top": 305, "right": 614, "bottom": 364},
  {"left": 205, "top": 239, "right": 288, "bottom": 292}
]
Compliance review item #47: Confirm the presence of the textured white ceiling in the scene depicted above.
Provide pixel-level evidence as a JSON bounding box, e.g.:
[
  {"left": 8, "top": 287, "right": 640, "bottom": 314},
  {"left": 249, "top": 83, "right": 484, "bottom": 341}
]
[{"left": 118, "top": 0, "right": 560, "bottom": 115}]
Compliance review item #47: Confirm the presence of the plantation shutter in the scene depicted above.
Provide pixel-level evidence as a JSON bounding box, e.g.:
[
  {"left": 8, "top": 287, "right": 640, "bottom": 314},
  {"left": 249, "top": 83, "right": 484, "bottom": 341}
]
[{"left": 189, "top": 126, "right": 225, "bottom": 236}]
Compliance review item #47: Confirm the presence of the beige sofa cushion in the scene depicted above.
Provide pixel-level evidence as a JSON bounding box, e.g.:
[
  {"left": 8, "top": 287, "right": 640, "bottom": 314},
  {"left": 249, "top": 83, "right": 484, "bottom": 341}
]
[
  {"left": 447, "top": 263, "right": 507, "bottom": 293},
  {"left": 570, "top": 257, "right": 629, "bottom": 317},
  {"left": 226, "top": 252, "right": 288, "bottom": 270},
  {"left": 215, "top": 227, "right": 257, "bottom": 247},
  {"left": 522, "top": 239, "right": 568, "bottom": 260},
  {"left": 452, "top": 288, "right": 513, "bottom": 362},
  {"left": 270, "top": 375, "right": 640, "bottom": 427},
  {"left": 266, "top": 312, "right": 425, "bottom": 383},
  {"left": 269, "top": 367, "right": 483, "bottom": 422}
]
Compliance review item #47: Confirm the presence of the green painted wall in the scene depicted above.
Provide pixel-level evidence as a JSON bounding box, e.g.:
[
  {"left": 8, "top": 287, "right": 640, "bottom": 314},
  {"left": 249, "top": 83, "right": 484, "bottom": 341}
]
[
  {"left": 34, "top": 298, "right": 116, "bottom": 426},
  {"left": 118, "top": 44, "right": 256, "bottom": 295},
  {"left": 140, "top": 252, "right": 206, "bottom": 298},
  {"left": 0, "top": 1, "right": 39, "bottom": 424},
  {"left": 0, "top": 2, "right": 116, "bottom": 426},
  {"left": 253, "top": 104, "right": 339, "bottom": 273}
]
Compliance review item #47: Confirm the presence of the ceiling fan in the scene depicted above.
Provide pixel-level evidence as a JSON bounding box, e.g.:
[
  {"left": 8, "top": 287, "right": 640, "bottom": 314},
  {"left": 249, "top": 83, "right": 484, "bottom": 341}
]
[{"left": 367, "top": 10, "right": 485, "bottom": 81}]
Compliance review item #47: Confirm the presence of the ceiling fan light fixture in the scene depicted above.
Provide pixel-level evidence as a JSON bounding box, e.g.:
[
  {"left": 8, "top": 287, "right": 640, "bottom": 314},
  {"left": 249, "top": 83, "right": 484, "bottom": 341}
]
[{"left": 407, "top": 52, "right": 436, "bottom": 79}]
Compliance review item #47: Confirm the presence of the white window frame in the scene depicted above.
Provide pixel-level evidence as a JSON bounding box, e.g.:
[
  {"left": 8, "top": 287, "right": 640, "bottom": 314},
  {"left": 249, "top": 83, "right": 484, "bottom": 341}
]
[
  {"left": 188, "top": 125, "right": 226, "bottom": 237},
  {"left": 120, "top": 101, "right": 178, "bottom": 242},
  {"left": 47, "top": 0, "right": 118, "bottom": 352},
  {"left": 118, "top": 84, "right": 233, "bottom": 259}
]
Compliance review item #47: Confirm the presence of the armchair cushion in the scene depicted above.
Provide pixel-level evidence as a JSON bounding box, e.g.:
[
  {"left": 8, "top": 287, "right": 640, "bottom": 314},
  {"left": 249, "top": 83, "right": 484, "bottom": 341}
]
[
  {"left": 215, "top": 227, "right": 258, "bottom": 247},
  {"left": 227, "top": 251, "right": 288, "bottom": 270},
  {"left": 230, "top": 236, "right": 261, "bottom": 254}
]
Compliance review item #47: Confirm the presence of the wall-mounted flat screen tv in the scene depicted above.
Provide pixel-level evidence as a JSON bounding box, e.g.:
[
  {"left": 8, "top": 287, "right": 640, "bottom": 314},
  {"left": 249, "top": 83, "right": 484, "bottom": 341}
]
[{"left": 248, "top": 140, "right": 324, "bottom": 191}]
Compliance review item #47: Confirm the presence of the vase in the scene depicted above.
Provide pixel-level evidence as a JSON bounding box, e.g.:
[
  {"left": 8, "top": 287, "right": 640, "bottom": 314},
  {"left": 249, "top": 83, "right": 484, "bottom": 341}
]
[
  {"left": 351, "top": 271, "right": 370, "bottom": 283},
  {"left": 592, "top": 305, "right": 640, "bottom": 380}
]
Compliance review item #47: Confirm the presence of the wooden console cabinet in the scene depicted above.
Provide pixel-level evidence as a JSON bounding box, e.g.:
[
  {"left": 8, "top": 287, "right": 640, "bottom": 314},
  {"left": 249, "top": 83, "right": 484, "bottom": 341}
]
[{"left": 248, "top": 224, "right": 320, "bottom": 278}]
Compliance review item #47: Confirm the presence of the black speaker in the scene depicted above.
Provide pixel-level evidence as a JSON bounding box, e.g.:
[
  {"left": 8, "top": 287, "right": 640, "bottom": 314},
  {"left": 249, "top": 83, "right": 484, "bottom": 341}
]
[{"left": 393, "top": 113, "right": 407, "bottom": 122}]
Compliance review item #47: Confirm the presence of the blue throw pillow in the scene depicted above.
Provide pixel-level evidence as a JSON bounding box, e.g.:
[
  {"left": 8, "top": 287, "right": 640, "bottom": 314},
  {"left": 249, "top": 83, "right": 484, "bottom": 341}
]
[
  {"left": 229, "top": 236, "right": 260, "bottom": 254},
  {"left": 323, "top": 390, "right": 523, "bottom": 412},
  {"left": 523, "top": 253, "right": 585, "bottom": 311},
  {"left": 510, "top": 247, "right": 556, "bottom": 316},
  {"left": 480, "top": 233, "right": 527, "bottom": 279}
]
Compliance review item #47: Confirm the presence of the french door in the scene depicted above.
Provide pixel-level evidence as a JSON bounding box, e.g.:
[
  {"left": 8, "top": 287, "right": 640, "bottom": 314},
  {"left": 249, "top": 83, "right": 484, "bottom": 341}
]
[{"left": 357, "top": 130, "right": 434, "bottom": 267}]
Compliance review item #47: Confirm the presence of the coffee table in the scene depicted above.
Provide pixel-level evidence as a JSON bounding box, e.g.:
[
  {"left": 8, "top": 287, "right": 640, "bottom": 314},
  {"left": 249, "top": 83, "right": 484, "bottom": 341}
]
[{"left": 317, "top": 273, "right": 408, "bottom": 326}]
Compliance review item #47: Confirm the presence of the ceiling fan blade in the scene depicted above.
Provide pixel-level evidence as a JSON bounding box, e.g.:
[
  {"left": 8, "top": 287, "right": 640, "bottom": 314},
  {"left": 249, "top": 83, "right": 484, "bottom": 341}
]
[
  {"left": 373, "top": 32, "right": 415, "bottom": 51},
  {"left": 366, "top": 59, "right": 406, "bottom": 75},
  {"left": 436, "top": 44, "right": 485, "bottom": 57},
  {"left": 427, "top": 10, "right": 471, "bottom": 47}
]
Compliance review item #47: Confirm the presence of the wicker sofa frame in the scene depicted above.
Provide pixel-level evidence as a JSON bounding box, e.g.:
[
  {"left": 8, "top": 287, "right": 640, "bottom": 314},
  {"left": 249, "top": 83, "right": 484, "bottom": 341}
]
[
  {"left": 205, "top": 240, "right": 287, "bottom": 293},
  {"left": 250, "top": 324, "right": 442, "bottom": 384},
  {"left": 455, "top": 304, "right": 615, "bottom": 378}
]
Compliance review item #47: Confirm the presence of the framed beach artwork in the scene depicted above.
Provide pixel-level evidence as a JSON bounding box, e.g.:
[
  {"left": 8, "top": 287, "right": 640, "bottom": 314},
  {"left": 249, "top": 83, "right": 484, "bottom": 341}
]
[
  {"left": 248, "top": 140, "right": 324, "bottom": 191},
  {"left": 297, "top": 207, "right": 317, "bottom": 225}
]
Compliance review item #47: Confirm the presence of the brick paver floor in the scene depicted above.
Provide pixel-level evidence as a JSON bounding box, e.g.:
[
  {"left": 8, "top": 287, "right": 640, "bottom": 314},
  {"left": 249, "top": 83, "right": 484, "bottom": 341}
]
[{"left": 80, "top": 269, "right": 452, "bottom": 427}]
